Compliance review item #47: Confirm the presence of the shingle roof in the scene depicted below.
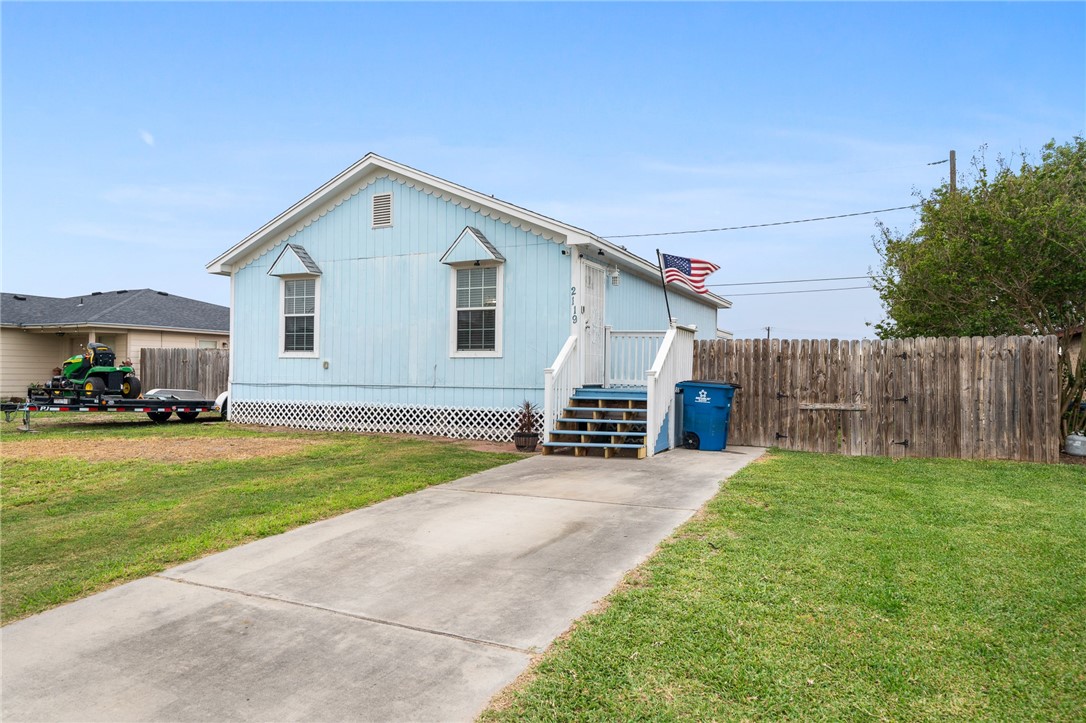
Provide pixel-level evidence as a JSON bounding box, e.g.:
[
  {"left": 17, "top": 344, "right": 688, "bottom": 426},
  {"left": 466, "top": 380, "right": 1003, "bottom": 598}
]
[
  {"left": 0, "top": 289, "right": 229, "bottom": 333},
  {"left": 287, "top": 244, "right": 322, "bottom": 274},
  {"left": 206, "top": 153, "right": 730, "bottom": 309},
  {"left": 466, "top": 227, "right": 506, "bottom": 262}
]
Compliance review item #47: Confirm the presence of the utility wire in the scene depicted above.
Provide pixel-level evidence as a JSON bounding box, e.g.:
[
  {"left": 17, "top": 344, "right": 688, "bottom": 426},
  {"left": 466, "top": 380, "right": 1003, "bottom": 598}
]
[
  {"left": 726, "top": 285, "right": 872, "bottom": 297},
  {"left": 603, "top": 204, "right": 918, "bottom": 239},
  {"left": 710, "top": 275, "right": 868, "bottom": 287}
]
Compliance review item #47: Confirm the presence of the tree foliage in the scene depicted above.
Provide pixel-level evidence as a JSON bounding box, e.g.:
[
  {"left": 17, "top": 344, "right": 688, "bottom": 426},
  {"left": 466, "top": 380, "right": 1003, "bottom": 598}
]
[{"left": 872, "top": 137, "right": 1086, "bottom": 435}]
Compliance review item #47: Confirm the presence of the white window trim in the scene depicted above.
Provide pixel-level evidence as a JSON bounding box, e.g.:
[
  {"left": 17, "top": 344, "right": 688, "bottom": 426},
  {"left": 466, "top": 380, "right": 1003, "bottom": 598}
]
[
  {"left": 448, "top": 263, "right": 503, "bottom": 358},
  {"left": 279, "top": 275, "right": 320, "bottom": 359}
]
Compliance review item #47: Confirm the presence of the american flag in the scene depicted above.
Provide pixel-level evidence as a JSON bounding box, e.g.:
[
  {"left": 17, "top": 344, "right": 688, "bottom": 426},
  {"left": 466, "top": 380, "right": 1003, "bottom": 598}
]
[{"left": 661, "top": 253, "right": 720, "bottom": 294}]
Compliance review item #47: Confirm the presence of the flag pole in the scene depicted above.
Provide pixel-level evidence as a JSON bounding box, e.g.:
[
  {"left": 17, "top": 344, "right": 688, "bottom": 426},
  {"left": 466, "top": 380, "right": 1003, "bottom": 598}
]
[{"left": 656, "top": 249, "right": 673, "bottom": 326}]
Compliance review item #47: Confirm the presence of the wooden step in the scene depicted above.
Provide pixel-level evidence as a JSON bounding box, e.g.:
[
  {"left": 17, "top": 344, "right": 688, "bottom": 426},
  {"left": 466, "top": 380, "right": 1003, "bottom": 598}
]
[
  {"left": 571, "top": 388, "right": 647, "bottom": 402},
  {"left": 562, "top": 406, "right": 646, "bottom": 414},
  {"left": 555, "top": 416, "right": 646, "bottom": 425},
  {"left": 566, "top": 401, "right": 647, "bottom": 414},
  {"left": 543, "top": 441, "right": 644, "bottom": 448},
  {"left": 543, "top": 387, "right": 651, "bottom": 460},
  {"left": 549, "top": 430, "right": 646, "bottom": 438},
  {"left": 541, "top": 440, "right": 647, "bottom": 459}
]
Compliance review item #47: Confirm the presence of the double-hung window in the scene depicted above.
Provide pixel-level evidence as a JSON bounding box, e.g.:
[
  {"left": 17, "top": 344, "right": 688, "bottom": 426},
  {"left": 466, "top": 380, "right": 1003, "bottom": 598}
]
[
  {"left": 440, "top": 226, "right": 504, "bottom": 358},
  {"left": 268, "top": 243, "right": 322, "bottom": 358},
  {"left": 453, "top": 265, "right": 502, "bottom": 356},
  {"left": 282, "top": 278, "right": 318, "bottom": 355}
]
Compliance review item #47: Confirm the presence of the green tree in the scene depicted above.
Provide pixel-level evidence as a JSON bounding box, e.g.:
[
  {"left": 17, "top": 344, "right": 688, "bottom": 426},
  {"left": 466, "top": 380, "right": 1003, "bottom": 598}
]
[{"left": 872, "top": 138, "right": 1086, "bottom": 437}]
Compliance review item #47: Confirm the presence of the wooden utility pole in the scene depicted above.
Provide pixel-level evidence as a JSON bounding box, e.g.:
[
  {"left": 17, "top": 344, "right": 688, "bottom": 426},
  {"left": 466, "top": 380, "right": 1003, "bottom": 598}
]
[{"left": 949, "top": 150, "right": 957, "bottom": 193}]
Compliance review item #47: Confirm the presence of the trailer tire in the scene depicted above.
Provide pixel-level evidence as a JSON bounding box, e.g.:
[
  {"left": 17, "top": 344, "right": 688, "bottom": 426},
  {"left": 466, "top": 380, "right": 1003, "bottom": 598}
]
[
  {"left": 147, "top": 411, "right": 172, "bottom": 423},
  {"left": 122, "top": 375, "right": 142, "bottom": 399},
  {"left": 176, "top": 411, "right": 200, "bottom": 423}
]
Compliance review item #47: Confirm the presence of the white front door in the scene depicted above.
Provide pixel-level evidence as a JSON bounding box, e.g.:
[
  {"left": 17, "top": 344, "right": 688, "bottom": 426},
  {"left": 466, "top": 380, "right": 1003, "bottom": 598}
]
[{"left": 582, "top": 261, "right": 607, "bottom": 386}]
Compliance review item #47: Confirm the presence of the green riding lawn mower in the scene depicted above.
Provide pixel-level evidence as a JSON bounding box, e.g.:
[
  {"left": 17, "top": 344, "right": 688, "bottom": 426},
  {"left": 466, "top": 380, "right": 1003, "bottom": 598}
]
[
  {"left": 7, "top": 343, "right": 227, "bottom": 428},
  {"left": 35, "top": 342, "right": 142, "bottom": 402}
]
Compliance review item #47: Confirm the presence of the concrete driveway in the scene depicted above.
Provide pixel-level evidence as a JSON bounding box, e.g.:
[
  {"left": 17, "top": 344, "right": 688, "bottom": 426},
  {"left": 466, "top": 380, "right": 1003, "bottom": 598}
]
[{"left": 2, "top": 446, "right": 763, "bottom": 722}]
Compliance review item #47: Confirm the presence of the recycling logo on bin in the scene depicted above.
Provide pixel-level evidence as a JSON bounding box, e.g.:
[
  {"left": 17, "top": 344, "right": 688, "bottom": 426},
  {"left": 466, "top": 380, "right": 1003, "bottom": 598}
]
[{"left": 695, "top": 389, "right": 711, "bottom": 404}]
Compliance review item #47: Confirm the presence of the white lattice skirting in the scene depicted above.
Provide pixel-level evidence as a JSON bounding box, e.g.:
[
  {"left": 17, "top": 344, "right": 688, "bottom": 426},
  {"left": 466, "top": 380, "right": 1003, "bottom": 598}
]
[{"left": 232, "top": 400, "right": 542, "bottom": 441}]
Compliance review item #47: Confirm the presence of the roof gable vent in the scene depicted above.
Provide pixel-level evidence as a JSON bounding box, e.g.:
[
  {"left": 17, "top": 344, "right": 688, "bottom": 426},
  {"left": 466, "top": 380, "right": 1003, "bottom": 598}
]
[{"left": 372, "top": 192, "right": 393, "bottom": 228}]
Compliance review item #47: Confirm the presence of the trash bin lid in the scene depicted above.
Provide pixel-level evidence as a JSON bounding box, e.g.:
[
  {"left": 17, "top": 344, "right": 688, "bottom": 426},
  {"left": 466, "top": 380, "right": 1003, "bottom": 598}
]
[{"left": 676, "top": 380, "right": 740, "bottom": 389}]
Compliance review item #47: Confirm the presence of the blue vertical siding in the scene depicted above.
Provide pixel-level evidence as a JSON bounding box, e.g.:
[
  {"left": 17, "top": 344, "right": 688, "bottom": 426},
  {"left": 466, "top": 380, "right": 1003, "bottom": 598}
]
[
  {"left": 232, "top": 177, "right": 569, "bottom": 409},
  {"left": 604, "top": 270, "right": 719, "bottom": 339}
]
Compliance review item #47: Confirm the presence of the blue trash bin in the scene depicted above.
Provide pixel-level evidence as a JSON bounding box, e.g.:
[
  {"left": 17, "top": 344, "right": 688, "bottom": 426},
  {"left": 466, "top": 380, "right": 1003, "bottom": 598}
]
[{"left": 676, "top": 381, "right": 738, "bottom": 451}]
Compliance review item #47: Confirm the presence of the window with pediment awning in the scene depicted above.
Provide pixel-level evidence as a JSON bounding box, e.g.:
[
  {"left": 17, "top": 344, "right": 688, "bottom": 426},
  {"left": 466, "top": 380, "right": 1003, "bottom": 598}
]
[
  {"left": 441, "top": 227, "right": 504, "bottom": 357},
  {"left": 269, "top": 244, "right": 321, "bottom": 357}
]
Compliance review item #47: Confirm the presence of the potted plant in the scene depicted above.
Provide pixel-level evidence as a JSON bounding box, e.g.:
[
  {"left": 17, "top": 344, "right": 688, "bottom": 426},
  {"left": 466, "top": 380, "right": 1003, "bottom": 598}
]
[{"left": 513, "top": 400, "right": 540, "bottom": 452}]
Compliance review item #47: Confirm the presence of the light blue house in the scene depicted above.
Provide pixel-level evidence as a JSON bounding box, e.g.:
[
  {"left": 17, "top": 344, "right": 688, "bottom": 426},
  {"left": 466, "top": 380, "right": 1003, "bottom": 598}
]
[{"left": 207, "top": 155, "right": 730, "bottom": 457}]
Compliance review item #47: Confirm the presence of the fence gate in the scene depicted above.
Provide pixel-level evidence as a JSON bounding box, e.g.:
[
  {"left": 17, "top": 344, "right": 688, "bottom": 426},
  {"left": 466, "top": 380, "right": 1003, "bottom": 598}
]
[{"left": 692, "top": 336, "right": 1059, "bottom": 463}]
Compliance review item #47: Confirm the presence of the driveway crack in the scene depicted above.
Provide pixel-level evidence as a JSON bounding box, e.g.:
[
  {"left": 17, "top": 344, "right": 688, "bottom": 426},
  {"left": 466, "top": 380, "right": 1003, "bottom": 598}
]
[
  {"left": 156, "top": 575, "right": 534, "bottom": 655},
  {"left": 434, "top": 486, "right": 699, "bottom": 511}
]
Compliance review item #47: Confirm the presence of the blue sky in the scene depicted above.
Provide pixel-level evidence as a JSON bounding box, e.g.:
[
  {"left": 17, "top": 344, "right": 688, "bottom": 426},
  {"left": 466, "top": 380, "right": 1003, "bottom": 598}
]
[{"left": 3, "top": 2, "right": 1083, "bottom": 339}]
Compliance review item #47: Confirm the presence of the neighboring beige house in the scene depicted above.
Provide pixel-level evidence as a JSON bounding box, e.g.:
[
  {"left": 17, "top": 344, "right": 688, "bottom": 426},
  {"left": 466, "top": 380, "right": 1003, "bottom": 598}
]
[{"left": 1, "top": 289, "right": 229, "bottom": 400}]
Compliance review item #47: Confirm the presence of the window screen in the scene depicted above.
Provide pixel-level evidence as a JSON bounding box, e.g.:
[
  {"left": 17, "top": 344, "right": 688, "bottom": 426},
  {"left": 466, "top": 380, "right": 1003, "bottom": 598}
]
[
  {"left": 455, "top": 267, "right": 497, "bottom": 351},
  {"left": 284, "top": 278, "right": 316, "bottom": 352}
]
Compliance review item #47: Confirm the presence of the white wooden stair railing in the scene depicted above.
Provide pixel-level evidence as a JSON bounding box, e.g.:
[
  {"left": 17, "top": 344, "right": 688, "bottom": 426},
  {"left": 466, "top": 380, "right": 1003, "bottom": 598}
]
[
  {"left": 543, "top": 335, "right": 579, "bottom": 437},
  {"left": 605, "top": 329, "right": 666, "bottom": 388},
  {"left": 645, "top": 324, "right": 696, "bottom": 456}
]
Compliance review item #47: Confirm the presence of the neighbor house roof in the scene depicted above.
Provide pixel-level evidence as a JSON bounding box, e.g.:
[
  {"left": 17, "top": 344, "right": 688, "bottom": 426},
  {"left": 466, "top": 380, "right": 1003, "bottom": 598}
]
[
  {"left": 206, "top": 153, "right": 731, "bottom": 310},
  {"left": 1057, "top": 324, "right": 1084, "bottom": 339},
  {"left": 1, "top": 289, "right": 229, "bottom": 333}
]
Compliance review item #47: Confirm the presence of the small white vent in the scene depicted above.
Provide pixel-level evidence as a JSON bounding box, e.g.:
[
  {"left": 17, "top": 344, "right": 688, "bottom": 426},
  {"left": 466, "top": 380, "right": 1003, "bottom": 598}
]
[{"left": 372, "top": 193, "right": 393, "bottom": 227}]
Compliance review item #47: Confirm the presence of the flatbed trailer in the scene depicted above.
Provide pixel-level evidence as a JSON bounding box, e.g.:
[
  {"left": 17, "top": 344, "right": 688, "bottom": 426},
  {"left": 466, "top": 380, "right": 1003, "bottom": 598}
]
[{"left": 2, "top": 389, "right": 223, "bottom": 430}]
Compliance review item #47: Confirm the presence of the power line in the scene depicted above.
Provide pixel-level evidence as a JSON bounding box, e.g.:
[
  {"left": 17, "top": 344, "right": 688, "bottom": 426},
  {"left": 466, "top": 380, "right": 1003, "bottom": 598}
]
[
  {"left": 710, "top": 275, "right": 868, "bottom": 287},
  {"left": 726, "top": 285, "right": 872, "bottom": 297},
  {"left": 602, "top": 204, "right": 919, "bottom": 239}
]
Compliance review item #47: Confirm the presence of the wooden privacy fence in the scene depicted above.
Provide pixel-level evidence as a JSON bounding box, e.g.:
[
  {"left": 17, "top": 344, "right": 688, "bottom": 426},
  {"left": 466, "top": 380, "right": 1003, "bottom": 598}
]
[
  {"left": 140, "top": 348, "right": 229, "bottom": 400},
  {"left": 692, "top": 336, "right": 1061, "bottom": 463}
]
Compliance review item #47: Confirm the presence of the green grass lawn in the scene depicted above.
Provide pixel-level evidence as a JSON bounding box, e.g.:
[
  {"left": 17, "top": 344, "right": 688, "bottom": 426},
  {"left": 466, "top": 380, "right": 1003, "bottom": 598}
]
[
  {"left": 485, "top": 451, "right": 1086, "bottom": 721},
  {"left": 1, "top": 415, "right": 519, "bottom": 623}
]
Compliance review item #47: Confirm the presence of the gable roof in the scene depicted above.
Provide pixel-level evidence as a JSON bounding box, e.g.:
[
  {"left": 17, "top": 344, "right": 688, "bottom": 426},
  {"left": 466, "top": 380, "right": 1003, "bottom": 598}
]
[
  {"left": 440, "top": 226, "right": 506, "bottom": 265},
  {"left": 268, "top": 243, "right": 323, "bottom": 276},
  {"left": 207, "top": 153, "right": 730, "bottom": 309},
  {"left": 1, "top": 289, "right": 230, "bottom": 333}
]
